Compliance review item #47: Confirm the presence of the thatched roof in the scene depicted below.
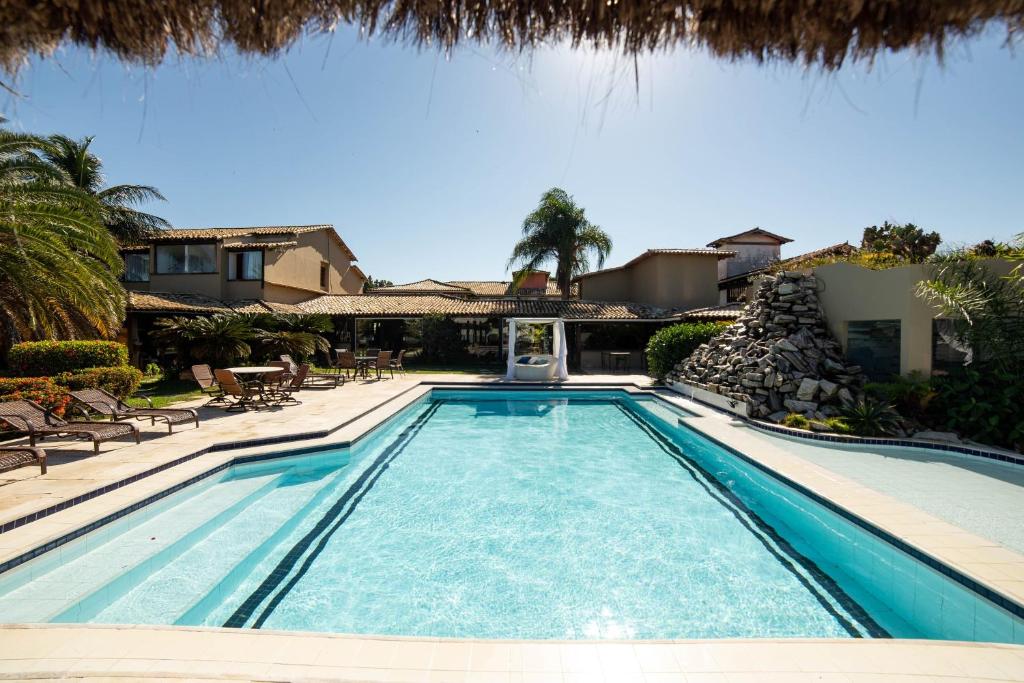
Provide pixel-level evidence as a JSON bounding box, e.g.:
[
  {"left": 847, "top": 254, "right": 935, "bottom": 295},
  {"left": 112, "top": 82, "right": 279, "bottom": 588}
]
[{"left": 1, "top": 1, "right": 1020, "bottom": 74}]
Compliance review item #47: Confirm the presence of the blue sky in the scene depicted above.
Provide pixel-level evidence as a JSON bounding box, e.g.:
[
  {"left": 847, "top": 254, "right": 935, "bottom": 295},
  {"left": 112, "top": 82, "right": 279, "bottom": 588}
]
[{"left": 4, "top": 29, "right": 1022, "bottom": 283}]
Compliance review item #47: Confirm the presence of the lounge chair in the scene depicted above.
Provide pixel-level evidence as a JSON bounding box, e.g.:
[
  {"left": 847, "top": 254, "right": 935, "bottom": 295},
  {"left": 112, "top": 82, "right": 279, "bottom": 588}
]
[
  {"left": 0, "top": 400, "right": 140, "bottom": 454},
  {"left": 70, "top": 388, "right": 199, "bottom": 433},
  {"left": 214, "top": 369, "right": 271, "bottom": 412},
  {"left": 372, "top": 351, "right": 393, "bottom": 380},
  {"left": 192, "top": 364, "right": 228, "bottom": 406},
  {"left": 390, "top": 349, "right": 406, "bottom": 377},
  {"left": 0, "top": 446, "right": 46, "bottom": 475}
]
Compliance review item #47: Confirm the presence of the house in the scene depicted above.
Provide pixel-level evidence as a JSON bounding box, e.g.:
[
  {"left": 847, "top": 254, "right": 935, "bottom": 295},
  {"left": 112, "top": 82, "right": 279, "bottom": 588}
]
[
  {"left": 121, "top": 225, "right": 366, "bottom": 364},
  {"left": 573, "top": 249, "right": 734, "bottom": 311},
  {"left": 708, "top": 228, "right": 793, "bottom": 280},
  {"left": 121, "top": 224, "right": 365, "bottom": 305},
  {"left": 717, "top": 242, "right": 857, "bottom": 304}
]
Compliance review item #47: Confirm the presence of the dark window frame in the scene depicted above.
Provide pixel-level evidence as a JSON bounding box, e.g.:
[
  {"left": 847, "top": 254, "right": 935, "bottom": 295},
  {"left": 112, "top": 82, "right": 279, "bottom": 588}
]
[
  {"left": 154, "top": 243, "right": 218, "bottom": 275},
  {"left": 227, "top": 250, "right": 264, "bottom": 282},
  {"left": 122, "top": 253, "right": 150, "bottom": 282},
  {"left": 319, "top": 262, "right": 329, "bottom": 290}
]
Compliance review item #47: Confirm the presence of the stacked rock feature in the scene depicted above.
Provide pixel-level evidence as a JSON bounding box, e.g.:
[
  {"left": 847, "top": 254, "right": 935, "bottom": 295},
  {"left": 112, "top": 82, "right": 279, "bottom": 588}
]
[{"left": 667, "top": 272, "right": 866, "bottom": 422}]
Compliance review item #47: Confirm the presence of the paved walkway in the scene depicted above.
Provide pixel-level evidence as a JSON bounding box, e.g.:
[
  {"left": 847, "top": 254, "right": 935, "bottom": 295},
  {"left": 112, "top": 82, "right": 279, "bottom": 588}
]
[{"left": 745, "top": 428, "right": 1024, "bottom": 555}]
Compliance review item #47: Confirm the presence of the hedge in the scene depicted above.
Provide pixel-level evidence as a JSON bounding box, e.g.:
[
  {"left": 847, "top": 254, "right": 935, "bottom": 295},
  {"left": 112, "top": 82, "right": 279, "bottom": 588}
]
[
  {"left": 7, "top": 341, "right": 129, "bottom": 376},
  {"left": 645, "top": 321, "right": 732, "bottom": 380},
  {"left": 54, "top": 366, "right": 144, "bottom": 400},
  {"left": 0, "top": 377, "right": 69, "bottom": 417}
]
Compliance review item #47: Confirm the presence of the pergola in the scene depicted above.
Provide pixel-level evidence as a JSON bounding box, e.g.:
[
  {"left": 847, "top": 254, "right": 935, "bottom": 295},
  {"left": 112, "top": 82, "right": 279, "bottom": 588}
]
[{"left": 504, "top": 318, "right": 569, "bottom": 381}]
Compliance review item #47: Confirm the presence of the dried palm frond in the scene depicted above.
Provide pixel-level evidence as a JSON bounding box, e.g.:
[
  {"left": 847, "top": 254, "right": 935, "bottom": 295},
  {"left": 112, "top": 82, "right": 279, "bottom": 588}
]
[{"left": 0, "top": 1, "right": 1021, "bottom": 75}]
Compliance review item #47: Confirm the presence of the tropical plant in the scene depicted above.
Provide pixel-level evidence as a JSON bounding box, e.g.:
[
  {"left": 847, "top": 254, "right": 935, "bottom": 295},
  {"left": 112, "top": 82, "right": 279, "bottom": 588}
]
[
  {"left": 152, "top": 315, "right": 253, "bottom": 368},
  {"left": 508, "top": 187, "right": 612, "bottom": 299},
  {"left": 0, "top": 128, "right": 126, "bottom": 348},
  {"left": 253, "top": 329, "right": 330, "bottom": 360},
  {"left": 914, "top": 240, "right": 1024, "bottom": 449},
  {"left": 645, "top": 321, "right": 731, "bottom": 380},
  {"left": 839, "top": 398, "right": 902, "bottom": 436},
  {"left": 41, "top": 135, "right": 169, "bottom": 243},
  {"left": 782, "top": 413, "right": 810, "bottom": 429},
  {"left": 865, "top": 372, "right": 936, "bottom": 424},
  {"left": 861, "top": 221, "right": 941, "bottom": 263}
]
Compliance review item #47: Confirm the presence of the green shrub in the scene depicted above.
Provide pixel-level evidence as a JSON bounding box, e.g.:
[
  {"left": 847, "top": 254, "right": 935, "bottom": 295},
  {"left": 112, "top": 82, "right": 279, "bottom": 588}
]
[
  {"left": 7, "top": 340, "right": 128, "bottom": 376},
  {"left": 645, "top": 321, "right": 731, "bottom": 380},
  {"left": 927, "top": 364, "right": 1024, "bottom": 451},
  {"left": 0, "top": 377, "right": 69, "bottom": 417},
  {"left": 782, "top": 413, "right": 811, "bottom": 429},
  {"left": 840, "top": 398, "right": 902, "bottom": 436},
  {"left": 865, "top": 372, "right": 935, "bottom": 423},
  {"left": 54, "top": 366, "right": 144, "bottom": 399},
  {"left": 144, "top": 362, "right": 164, "bottom": 379}
]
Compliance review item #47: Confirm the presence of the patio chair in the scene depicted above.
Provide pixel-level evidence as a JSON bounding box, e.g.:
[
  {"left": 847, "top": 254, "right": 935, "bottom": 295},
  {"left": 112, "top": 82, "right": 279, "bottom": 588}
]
[
  {"left": 366, "top": 348, "right": 381, "bottom": 359},
  {"left": 213, "top": 369, "right": 271, "bottom": 412},
  {"left": 192, "top": 364, "right": 228, "bottom": 406},
  {"left": 335, "top": 351, "right": 358, "bottom": 379},
  {"left": 70, "top": 388, "right": 199, "bottom": 433},
  {"left": 373, "top": 351, "right": 393, "bottom": 380},
  {"left": 272, "top": 364, "right": 310, "bottom": 405},
  {"left": 282, "top": 353, "right": 343, "bottom": 387},
  {"left": 0, "top": 400, "right": 140, "bottom": 454},
  {"left": 0, "top": 446, "right": 46, "bottom": 475},
  {"left": 390, "top": 349, "right": 406, "bottom": 377}
]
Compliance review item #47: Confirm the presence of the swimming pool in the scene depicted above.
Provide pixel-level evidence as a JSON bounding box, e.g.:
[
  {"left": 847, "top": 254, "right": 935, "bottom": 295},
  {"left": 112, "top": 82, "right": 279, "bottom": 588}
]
[{"left": 0, "top": 389, "right": 1020, "bottom": 642}]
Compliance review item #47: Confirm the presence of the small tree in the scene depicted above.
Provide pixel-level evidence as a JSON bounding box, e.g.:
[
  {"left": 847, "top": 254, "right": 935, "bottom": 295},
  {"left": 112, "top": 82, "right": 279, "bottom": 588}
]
[{"left": 861, "top": 221, "right": 941, "bottom": 263}]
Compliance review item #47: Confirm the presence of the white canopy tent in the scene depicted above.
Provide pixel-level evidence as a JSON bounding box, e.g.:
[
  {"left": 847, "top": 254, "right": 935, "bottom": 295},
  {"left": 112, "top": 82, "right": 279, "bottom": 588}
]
[{"left": 505, "top": 317, "right": 569, "bottom": 381}]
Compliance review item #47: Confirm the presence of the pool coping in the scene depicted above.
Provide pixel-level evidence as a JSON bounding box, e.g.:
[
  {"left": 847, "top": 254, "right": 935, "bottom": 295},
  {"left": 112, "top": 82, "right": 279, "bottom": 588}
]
[{"left": 0, "top": 380, "right": 1022, "bottom": 644}]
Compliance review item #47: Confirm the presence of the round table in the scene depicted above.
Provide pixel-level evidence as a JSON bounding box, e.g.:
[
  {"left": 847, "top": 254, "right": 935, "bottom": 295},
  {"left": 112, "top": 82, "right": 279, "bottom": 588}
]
[{"left": 225, "top": 366, "right": 284, "bottom": 375}]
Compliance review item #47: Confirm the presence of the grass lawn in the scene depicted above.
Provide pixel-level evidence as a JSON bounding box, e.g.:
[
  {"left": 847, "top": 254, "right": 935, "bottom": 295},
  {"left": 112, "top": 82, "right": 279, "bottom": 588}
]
[{"left": 127, "top": 377, "right": 203, "bottom": 409}]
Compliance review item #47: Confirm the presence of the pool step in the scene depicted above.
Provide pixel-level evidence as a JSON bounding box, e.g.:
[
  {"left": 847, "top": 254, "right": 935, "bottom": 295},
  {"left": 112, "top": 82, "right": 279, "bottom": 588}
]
[
  {"left": 88, "top": 466, "right": 349, "bottom": 626},
  {"left": 50, "top": 471, "right": 289, "bottom": 623},
  {"left": 175, "top": 465, "right": 358, "bottom": 626},
  {"left": 0, "top": 471, "right": 281, "bottom": 624}
]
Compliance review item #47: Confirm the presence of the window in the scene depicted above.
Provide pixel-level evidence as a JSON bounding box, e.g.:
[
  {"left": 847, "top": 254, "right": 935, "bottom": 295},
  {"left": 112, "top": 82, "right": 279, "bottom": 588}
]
[
  {"left": 932, "top": 319, "right": 970, "bottom": 374},
  {"left": 319, "top": 262, "right": 329, "bottom": 290},
  {"left": 227, "top": 250, "right": 263, "bottom": 281},
  {"left": 123, "top": 253, "right": 150, "bottom": 282},
  {"left": 846, "top": 320, "right": 901, "bottom": 381},
  {"left": 155, "top": 244, "right": 217, "bottom": 274}
]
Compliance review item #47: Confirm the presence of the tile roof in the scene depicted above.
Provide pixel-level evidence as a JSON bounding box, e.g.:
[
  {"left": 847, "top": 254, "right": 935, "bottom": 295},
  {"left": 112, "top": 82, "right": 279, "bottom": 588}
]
[
  {"left": 674, "top": 303, "right": 745, "bottom": 320},
  {"left": 707, "top": 227, "right": 793, "bottom": 247},
  {"left": 368, "top": 279, "right": 571, "bottom": 297},
  {"left": 368, "top": 279, "right": 473, "bottom": 294},
  {"left": 574, "top": 248, "right": 735, "bottom": 280},
  {"left": 141, "top": 225, "right": 358, "bottom": 261},
  {"left": 223, "top": 240, "right": 298, "bottom": 250},
  {"left": 298, "top": 294, "right": 670, "bottom": 320},
  {"left": 127, "top": 291, "right": 303, "bottom": 314}
]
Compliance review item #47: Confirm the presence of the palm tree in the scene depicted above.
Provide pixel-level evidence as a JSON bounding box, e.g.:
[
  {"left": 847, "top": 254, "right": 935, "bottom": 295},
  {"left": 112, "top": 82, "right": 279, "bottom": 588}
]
[
  {"left": 0, "top": 128, "right": 127, "bottom": 348},
  {"left": 42, "top": 135, "right": 169, "bottom": 243},
  {"left": 508, "top": 188, "right": 612, "bottom": 299}
]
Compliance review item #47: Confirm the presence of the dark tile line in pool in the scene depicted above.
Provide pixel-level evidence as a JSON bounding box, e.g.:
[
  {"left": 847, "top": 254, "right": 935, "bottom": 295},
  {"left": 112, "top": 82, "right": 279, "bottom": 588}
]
[
  {"left": 686, "top": 426, "right": 1024, "bottom": 621},
  {"left": 0, "top": 384, "right": 426, "bottom": 539}
]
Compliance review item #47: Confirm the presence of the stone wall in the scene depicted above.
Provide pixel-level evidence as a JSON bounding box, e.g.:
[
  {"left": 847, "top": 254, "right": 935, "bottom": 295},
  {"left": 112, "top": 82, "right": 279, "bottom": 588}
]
[{"left": 667, "top": 272, "right": 865, "bottom": 422}]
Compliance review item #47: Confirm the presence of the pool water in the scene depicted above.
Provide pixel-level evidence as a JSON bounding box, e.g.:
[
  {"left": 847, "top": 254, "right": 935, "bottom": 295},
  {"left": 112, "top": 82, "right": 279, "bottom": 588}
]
[{"left": 0, "top": 391, "right": 1020, "bottom": 642}]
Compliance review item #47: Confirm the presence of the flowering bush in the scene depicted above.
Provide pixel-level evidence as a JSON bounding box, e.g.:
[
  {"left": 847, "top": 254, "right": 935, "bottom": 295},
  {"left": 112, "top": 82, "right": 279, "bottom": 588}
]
[
  {"left": 0, "top": 377, "right": 69, "bottom": 418},
  {"left": 54, "top": 366, "right": 144, "bottom": 399},
  {"left": 7, "top": 341, "right": 129, "bottom": 376}
]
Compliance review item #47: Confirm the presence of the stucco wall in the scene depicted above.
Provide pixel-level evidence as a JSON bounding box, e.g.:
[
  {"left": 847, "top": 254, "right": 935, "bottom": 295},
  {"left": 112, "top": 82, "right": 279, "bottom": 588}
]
[
  {"left": 718, "top": 234, "right": 782, "bottom": 279},
  {"left": 340, "top": 267, "right": 366, "bottom": 294},
  {"left": 813, "top": 259, "right": 1014, "bottom": 377},
  {"left": 576, "top": 253, "right": 721, "bottom": 310},
  {"left": 264, "top": 230, "right": 351, "bottom": 295}
]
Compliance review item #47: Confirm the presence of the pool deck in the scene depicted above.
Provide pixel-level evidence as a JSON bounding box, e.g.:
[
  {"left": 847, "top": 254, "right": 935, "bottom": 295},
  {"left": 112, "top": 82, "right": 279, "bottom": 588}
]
[{"left": 0, "top": 373, "right": 1022, "bottom": 681}]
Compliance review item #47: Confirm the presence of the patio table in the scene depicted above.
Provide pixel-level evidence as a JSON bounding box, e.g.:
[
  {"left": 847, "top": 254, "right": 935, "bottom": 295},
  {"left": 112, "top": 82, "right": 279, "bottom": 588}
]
[
  {"left": 225, "top": 366, "right": 284, "bottom": 376},
  {"left": 355, "top": 355, "right": 377, "bottom": 379}
]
